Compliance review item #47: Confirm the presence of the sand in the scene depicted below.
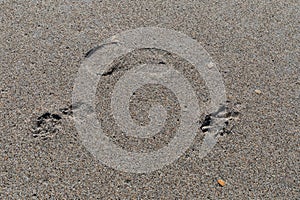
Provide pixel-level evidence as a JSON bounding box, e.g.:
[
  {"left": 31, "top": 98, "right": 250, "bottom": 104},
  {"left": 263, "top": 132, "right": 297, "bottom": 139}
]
[{"left": 1, "top": 0, "right": 299, "bottom": 199}]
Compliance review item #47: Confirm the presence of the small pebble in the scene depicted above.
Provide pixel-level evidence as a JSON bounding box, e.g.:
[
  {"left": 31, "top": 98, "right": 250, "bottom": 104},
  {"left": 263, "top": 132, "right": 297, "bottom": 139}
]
[
  {"left": 255, "top": 89, "right": 262, "bottom": 94},
  {"left": 217, "top": 179, "right": 226, "bottom": 187}
]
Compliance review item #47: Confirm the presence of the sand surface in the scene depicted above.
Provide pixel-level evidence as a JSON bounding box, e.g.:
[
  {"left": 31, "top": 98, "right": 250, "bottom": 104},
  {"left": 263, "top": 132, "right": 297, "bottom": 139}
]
[{"left": 1, "top": 0, "right": 299, "bottom": 199}]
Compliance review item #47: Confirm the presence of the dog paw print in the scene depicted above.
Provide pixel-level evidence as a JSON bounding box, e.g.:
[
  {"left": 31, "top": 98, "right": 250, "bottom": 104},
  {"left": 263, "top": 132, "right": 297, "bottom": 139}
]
[
  {"left": 32, "top": 112, "right": 62, "bottom": 140},
  {"left": 200, "top": 103, "right": 240, "bottom": 137}
]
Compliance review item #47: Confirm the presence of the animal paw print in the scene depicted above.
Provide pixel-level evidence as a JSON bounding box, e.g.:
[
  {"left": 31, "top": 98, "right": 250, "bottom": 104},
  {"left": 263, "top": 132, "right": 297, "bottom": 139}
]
[
  {"left": 200, "top": 104, "right": 240, "bottom": 137},
  {"left": 32, "top": 112, "right": 62, "bottom": 140}
]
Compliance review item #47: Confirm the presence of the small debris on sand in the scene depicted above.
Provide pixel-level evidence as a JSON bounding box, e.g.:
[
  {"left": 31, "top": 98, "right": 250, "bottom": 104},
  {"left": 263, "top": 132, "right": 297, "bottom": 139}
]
[
  {"left": 217, "top": 179, "right": 226, "bottom": 187},
  {"left": 255, "top": 89, "right": 262, "bottom": 94}
]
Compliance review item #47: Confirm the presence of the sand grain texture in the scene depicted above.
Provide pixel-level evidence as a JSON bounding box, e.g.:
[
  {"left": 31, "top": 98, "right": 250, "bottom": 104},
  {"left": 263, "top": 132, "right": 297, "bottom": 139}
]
[{"left": 1, "top": 0, "right": 299, "bottom": 199}]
